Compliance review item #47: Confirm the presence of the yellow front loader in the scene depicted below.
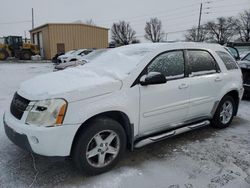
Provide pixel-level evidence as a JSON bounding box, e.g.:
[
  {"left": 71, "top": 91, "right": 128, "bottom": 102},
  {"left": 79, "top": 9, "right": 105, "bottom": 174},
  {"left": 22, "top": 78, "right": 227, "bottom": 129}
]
[{"left": 0, "top": 36, "right": 39, "bottom": 60}]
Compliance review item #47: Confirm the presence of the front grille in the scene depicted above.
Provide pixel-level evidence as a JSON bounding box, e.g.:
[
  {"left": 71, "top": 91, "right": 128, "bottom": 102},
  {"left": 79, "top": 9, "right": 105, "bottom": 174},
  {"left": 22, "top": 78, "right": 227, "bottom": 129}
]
[{"left": 10, "top": 93, "right": 30, "bottom": 120}]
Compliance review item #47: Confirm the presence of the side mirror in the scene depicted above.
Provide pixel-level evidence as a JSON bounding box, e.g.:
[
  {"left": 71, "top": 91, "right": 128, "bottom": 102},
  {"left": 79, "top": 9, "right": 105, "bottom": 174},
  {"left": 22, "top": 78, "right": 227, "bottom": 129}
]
[{"left": 140, "top": 72, "right": 167, "bottom": 86}]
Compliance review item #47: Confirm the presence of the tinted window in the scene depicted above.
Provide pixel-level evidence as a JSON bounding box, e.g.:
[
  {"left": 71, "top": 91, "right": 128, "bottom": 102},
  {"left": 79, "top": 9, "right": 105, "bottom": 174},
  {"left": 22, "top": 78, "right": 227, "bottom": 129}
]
[
  {"left": 216, "top": 51, "right": 238, "bottom": 70},
  {"left": 148, "top": 51, "right": 184, "bottom": 79},
  {"left": 188, "top": 50, "right": 217, "bottom": 76}
]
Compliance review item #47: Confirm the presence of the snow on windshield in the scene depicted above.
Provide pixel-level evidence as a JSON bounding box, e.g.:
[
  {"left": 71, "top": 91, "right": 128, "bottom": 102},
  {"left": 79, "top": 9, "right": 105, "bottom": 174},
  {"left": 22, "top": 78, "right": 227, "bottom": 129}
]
[
  {"left": 83, "top": 44, "right": 161, "bottom": 75},
  {"left": 65, "top": 50, "right": 76, "bottom": 55}
]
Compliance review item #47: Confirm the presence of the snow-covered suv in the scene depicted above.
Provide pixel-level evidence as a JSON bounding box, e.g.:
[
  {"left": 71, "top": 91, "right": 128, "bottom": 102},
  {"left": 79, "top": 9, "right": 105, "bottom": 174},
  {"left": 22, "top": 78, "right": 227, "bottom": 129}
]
[{"left": 3, "top": 43, "right": 244, "bottom": 175}]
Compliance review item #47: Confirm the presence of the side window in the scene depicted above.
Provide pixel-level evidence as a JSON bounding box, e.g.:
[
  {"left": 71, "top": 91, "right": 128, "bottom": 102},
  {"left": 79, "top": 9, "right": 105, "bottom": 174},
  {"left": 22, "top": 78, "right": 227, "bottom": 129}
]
[
  {"left": 188, "top": 50, "right": 217, "bottom": 76},
  {"left": 216, "top": 51, "right": 238, "bottom": 70},
  {"left": 148, "top": 51, "right": 184, "bottom": 79}
]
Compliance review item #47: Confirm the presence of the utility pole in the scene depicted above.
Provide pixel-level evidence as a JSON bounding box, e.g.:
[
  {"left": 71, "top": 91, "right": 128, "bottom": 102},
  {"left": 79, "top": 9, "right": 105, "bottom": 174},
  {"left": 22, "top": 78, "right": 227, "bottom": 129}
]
[
  {"left": 32, "top": 8, "right": 34, "bottom": 29},
  {"left": 24, "top": 31, "right": 27, "bottom": 42},
  {"left": 197, "top": 3, "right": 203, "bottom": 42}
]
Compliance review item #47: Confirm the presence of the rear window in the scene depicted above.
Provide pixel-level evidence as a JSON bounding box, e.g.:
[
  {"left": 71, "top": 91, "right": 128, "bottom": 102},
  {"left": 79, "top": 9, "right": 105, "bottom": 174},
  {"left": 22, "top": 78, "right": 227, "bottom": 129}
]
[
  {"left": 216, "top": 51, "right": 238, "bottom": 70},
  {"left": 188, "top": 50, "right": 217, "bottom": 76}
]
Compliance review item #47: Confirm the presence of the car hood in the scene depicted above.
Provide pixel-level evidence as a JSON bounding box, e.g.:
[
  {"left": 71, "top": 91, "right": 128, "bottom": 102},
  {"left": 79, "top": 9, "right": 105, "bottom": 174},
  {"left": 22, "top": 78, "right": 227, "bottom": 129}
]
[
  {"left": 238, "top": 60, "right": 250, "bottom": 69},
  {"left": 18, "top": 67, "right": 123, "bottom": 102},
  {"left": 58, "top": 54, "right": 74, "bottom": 59}
]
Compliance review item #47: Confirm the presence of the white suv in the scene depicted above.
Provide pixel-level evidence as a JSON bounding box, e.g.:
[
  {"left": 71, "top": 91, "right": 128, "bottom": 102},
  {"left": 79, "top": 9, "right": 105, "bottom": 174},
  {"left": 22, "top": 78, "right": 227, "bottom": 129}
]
[{"left": 3, "top": 43, "right": 244, "bottom": 175}]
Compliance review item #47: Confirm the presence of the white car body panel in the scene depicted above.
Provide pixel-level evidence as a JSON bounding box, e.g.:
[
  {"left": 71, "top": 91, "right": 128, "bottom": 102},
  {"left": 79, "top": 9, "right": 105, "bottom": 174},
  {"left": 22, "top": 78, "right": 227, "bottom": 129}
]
[
  {"left": 58, "top": 49, "right": 88, "bottom": 63},
  {"left": 139, "top": 78, "right": 190, "bottom": 135},
  {"left": 4, "top": 42, "right": 243, "bottom": 156}
]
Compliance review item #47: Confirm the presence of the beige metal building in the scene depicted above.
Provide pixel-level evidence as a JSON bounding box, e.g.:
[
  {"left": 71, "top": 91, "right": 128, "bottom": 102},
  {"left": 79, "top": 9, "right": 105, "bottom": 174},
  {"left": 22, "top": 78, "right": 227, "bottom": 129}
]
[{"left": 30, "top": 23, "right": 109, "bottom": 59}]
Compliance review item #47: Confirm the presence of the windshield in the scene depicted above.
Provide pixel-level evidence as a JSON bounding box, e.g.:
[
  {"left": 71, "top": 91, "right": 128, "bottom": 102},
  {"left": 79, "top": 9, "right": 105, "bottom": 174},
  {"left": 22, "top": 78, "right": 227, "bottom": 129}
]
[
  {"left": 65, "top": 50, "right": 76, "bottom": 55},
  {"left": 75, "top": 49, "right": 86, "bottom": 55},
  {"left": 83, "top": 44, "right": 161, "bottom": 75}
]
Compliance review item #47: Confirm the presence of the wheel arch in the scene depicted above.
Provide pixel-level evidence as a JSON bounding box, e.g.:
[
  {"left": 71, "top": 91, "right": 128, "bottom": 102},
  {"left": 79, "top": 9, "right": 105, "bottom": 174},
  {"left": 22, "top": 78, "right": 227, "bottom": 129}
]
[
  {"left": 221, "top": 90, "right": 240, "bottom": 116},
  {"left": 70, "top": 110, "right": 134, "bottom": 156}
]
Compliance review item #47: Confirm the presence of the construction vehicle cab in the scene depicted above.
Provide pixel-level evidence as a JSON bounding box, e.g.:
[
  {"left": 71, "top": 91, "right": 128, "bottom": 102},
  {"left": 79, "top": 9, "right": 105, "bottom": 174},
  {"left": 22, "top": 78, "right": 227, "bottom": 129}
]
[{"left": 0, "top": 36, "right": 39, "bottom": 60}]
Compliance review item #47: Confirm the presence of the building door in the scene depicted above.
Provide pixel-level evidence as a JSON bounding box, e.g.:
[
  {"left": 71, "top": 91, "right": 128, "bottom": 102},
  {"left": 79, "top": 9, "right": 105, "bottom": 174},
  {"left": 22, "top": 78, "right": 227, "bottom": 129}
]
[
  {"left": 38, "top": 32, "right": 44, "bottom": 58},
  {"left": 57, "top": 43, "right": 65, "bottom": 54}
]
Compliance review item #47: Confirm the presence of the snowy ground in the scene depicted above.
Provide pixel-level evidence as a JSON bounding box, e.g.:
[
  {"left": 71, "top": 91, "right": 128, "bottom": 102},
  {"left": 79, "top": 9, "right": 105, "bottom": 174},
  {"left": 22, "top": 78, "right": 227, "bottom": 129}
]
[{"left": 0, "top": 62, "right": 250, "bottom": 188}]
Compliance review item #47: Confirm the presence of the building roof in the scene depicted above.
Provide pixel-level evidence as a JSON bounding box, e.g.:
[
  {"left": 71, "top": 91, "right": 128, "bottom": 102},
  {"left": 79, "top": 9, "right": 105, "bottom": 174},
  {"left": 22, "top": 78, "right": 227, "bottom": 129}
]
[{"left": 29, "top": 23, "right": 109, "bottom": 32}]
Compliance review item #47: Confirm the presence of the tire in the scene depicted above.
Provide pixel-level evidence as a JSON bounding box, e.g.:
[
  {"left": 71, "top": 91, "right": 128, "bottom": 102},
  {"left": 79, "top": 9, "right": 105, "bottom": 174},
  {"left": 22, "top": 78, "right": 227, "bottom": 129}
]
[
  {"left": 21, "top": 51, "right": 32, "bottom": 60},
  {"left": 72, "top": 117, "right": 127, "bottom": 175},
  {"left": 211, "top": 95, "right": 236, "bottom": 129},
  {"left": 243, "top": 91, "right": 250, "bottom": 100},
  {"left": 0, "top": 50, "right": 9, "bottom": 60}
]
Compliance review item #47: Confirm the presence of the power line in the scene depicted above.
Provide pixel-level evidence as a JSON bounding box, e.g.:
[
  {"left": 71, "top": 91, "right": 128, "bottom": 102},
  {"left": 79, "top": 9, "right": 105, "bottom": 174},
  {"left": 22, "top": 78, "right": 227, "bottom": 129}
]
[
  {"left": 209, "top": 2, "right": 250, "bottom": 9},
  {"left": 207, "top": 8, "right": 250, "bottom": 15},
  {"left": 0, "top": 20, "right": 31, "bottom": 25},
  {"left": 96, "top": 2, "right": 202, "bottom": 24},
  {"left": 128, "top": 13, "right": 198, "bottom": 27}
]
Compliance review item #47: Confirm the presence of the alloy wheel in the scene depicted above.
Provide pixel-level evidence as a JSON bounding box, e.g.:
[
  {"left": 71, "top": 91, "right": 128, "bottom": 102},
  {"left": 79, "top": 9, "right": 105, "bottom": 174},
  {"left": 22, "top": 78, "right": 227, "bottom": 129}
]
[
  {"left": 86, "top": 130, "right": 120, "bottom": 168},
  {"left": 220, "top": 101, "right": 233, "bottom": 124}
]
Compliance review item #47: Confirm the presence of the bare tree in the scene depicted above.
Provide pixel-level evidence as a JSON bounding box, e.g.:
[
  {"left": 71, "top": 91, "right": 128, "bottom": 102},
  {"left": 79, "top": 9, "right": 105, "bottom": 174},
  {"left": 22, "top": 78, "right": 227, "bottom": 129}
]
[
  {"left": 111, "top": 21, "right": 136, "bottom": 45},
  {"left": 144, "top": 18, "right": 165, "bottom": 42},
  {"left": 85, "top": 19, "right": 95, "bottom": 26},
  {"left": 184, "top": 26, "right": 208, "bottom": 42},
  {"left": 205, "top": 17, "right": 237, "bottom": 44},
  {"left": 236, "top": 10, "right": 250, "bottom": 42}
]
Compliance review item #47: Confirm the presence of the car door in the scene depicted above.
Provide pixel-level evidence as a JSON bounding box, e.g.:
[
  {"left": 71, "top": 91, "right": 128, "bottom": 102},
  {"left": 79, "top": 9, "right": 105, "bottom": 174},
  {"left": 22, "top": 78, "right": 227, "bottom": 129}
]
[
  {"left": 139, "top": 50, "right": 190, "bottom": 135},
  {"left": 186, "top": 50, "right": 223, "bottom": 120}
]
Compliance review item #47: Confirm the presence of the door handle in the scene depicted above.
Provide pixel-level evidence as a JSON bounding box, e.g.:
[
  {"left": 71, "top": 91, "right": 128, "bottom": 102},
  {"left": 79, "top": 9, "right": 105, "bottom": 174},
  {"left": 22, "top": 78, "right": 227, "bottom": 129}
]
[
  {"left": 178, "top": 83, "right": 189, "bottom": 89},
  {"left": 215, "top": 77, "right": 222, "bottom": 82}
]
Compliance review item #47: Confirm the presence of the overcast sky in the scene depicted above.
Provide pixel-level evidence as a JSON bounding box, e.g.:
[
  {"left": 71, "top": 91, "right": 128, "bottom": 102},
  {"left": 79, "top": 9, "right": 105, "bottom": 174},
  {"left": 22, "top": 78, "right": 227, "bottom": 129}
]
[{"left": 0, "top": 0, "right": 249, "bottom": 42}]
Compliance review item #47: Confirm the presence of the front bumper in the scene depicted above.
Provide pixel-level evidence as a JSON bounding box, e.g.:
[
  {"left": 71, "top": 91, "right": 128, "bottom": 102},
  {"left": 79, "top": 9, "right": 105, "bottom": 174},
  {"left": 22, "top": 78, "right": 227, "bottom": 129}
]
[
  {"left": 3, "top": 111, "right": 80, "bottom": 157},
  {"left": 4, "top": 120, "right": 32, "bottom": 152}
]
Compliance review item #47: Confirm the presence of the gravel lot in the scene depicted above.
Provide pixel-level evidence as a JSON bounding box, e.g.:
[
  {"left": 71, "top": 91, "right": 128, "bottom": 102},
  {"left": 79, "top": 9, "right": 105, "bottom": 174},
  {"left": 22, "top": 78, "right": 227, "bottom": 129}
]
[{"left": 0, "top": 63, "right": 249, "bottom": 188}]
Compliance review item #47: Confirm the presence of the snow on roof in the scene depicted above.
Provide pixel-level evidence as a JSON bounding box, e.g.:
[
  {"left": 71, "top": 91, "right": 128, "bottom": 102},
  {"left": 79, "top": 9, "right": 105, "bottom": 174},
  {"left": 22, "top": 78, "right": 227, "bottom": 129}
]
[{"left": 81, "top": 42, "right": 224, "bottom": 76}]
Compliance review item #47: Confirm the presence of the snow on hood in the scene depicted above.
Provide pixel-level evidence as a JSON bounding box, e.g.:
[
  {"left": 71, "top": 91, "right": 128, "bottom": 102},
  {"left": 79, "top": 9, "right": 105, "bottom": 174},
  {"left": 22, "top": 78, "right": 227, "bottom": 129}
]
[
  {"left": 18, "top": 67, "right": 122, "bottom": 102},
  {"left": 18, "top": 44, "right": 163, "bottom": 102}
]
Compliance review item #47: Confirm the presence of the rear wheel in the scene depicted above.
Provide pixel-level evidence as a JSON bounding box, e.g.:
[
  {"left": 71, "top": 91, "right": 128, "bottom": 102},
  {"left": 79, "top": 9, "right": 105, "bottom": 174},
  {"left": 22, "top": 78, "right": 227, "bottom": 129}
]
[
  {"left": 211, "top": 95, "right": 236, "bottom": 129},
  {"left": 0, "top": 50, "right": 9, "bottom": 60},
  {"left": 72, "top": 117, "right": 126, "bottom": 175}
]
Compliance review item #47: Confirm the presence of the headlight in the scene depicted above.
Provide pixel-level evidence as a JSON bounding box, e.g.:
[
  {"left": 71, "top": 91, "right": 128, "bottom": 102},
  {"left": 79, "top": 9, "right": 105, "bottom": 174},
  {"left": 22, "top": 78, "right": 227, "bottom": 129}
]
[{"left": 26, "top": 99, "right": 67, "bottom": 127}]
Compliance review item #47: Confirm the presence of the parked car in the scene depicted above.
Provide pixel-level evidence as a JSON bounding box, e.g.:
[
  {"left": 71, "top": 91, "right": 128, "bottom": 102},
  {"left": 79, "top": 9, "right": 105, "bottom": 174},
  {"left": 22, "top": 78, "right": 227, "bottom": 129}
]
[
  {"left": 55, "top": 50, "right": 76, "bottom": 63},
  {"left": 240, "top": 51, "right": 250, "bottom": 61},
  {"left": 238, "top": 51, "right": 250, "bottom": 97},
  {"left": 239, "top": 51, "right": 250, "bottom": 60},
  {"left": 4, "top": 43, "right": 244, "bottom": 175},
  {"left": 54, "top": 49, "right": 108, "bottom": 70},
  {"left": 52, "top": 52, "right": 66, "bottom": 64},
  {"left": 224, "top": 46, "right": 240, "bottom": 60},
  {"left": 78, "top": 49, "right": 109, "bottom": 64},
  {"left": 57, "top": 49, "right": 93, "bottom": 63}
]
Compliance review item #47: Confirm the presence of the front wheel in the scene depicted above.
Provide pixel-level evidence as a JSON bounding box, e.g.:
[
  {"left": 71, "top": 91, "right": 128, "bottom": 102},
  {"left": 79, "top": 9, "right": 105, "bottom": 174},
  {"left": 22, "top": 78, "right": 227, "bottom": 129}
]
[
  {"left": 211, "top": 95, "right": 236, "bottom": 129},
  {"left": 0, "top": 50, "right": 9, "bottom": 60},
  {"left": 21, "top": 51, "right": 32, "bottom": 60},
  {"left": 72, "top": 117, "right": 126, "bottom": 175}
]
